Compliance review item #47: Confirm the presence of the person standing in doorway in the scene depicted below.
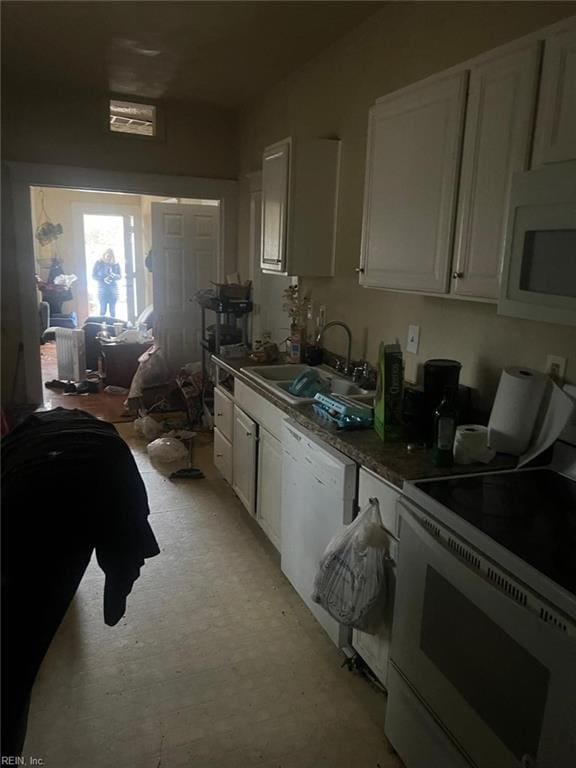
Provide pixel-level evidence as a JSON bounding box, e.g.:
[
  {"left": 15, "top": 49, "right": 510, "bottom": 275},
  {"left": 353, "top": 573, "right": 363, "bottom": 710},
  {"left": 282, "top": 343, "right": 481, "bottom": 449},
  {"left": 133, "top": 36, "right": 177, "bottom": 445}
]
[{"left": 92, "top": 248, "right": 121, "bottom": 317}]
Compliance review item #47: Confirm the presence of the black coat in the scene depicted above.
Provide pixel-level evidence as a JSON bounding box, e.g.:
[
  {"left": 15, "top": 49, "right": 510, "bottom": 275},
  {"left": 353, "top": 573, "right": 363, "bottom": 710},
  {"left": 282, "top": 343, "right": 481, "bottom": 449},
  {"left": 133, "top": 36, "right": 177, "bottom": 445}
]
[
  {"left": 92, "top": 260, "right": 121, "bottom": 297},
  {"left": 1, "top": 409, "right": 160, "bottom": 757}
]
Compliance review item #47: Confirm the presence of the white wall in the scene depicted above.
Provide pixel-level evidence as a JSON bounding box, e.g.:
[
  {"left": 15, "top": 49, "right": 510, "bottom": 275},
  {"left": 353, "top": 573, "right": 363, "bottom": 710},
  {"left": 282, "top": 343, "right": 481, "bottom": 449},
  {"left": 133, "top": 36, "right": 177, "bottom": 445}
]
[{"left": 237, "top": 2, "right": 576, "bottom": 411}]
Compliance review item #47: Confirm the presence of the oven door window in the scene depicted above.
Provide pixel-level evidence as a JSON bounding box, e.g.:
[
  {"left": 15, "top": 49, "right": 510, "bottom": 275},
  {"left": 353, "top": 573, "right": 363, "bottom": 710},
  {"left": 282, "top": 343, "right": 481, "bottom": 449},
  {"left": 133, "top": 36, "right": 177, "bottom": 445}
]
[{"left": 421, "top": 566, "right": 549, "bottom": 761}]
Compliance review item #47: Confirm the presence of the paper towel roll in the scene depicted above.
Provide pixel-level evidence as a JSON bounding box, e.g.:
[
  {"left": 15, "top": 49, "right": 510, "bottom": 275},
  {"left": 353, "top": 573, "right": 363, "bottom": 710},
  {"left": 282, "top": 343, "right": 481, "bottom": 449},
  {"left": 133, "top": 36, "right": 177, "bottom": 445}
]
[
  {"left": 488, "top": 367, "right": 548, "bottom": 455},
  {"left": 454, "top": 425, "right": 495, "bottom": 465}
]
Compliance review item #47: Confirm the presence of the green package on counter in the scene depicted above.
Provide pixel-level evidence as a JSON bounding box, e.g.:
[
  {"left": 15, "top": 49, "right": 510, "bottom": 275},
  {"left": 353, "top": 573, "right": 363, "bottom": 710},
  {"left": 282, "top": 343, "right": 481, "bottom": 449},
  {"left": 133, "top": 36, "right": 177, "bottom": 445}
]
[{"left": 374, "top": 341, "right": 403, "bottom": 440}]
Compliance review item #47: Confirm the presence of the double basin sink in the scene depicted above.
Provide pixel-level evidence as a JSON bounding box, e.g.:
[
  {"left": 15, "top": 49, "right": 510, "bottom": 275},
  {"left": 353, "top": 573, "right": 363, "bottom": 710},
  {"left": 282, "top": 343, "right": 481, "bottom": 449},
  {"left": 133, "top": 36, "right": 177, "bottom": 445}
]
[{"left": 241, "top": 363, "right": 375, "bottom": 406}]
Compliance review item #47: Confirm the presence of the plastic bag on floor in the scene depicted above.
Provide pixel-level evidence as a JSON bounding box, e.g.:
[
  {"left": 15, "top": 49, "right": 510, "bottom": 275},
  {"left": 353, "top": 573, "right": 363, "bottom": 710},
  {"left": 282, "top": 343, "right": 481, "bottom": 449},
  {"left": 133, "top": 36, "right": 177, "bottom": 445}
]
[
  {"left": 134, "top": 415, "right": 163, "bottom": 442},
  {"left": 147, "top": 436, "right": 189, "bottom": 463},
  {"left": 312, "top": 498, "right": 391, "bottom": 633},
  {"left": 128, "top": 346, "right": 169, "bottom": 400}
]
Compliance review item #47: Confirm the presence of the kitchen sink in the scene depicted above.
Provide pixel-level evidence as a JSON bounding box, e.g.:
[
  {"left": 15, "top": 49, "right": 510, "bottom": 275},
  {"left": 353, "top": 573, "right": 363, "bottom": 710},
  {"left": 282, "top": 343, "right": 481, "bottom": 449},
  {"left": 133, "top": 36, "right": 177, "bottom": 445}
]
[
  {"left": 245, "top": 364, "right": 310, "bottom": 381},
  {"left": 241, "top": 364, "right": 375, "bottom": 405}
]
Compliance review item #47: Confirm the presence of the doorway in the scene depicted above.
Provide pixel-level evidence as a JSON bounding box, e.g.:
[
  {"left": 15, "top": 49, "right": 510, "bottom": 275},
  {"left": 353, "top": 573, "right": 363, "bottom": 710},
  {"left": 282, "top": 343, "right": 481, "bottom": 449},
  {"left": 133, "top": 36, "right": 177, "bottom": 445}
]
[
  {"left": 82, "top": 213, "right": 135, "bottom": 321},
  {"left": 31, "top": 185, "right": 223, "bottom": 421},
  {"left": 7, "top": 162, "right": 237, "bottom": 409}
]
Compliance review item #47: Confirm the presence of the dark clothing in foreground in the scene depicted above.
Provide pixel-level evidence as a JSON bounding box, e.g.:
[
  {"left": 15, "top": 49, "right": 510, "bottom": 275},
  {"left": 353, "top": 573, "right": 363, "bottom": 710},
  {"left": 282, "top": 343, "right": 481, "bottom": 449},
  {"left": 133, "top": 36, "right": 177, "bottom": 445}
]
[{"left": 1, "top": 409, "right": 160, "bottom": 757}]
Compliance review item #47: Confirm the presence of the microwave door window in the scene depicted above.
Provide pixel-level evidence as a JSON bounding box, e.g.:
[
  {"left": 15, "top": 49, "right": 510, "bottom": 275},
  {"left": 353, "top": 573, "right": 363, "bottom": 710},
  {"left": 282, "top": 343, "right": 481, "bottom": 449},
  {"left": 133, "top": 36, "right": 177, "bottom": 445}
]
[{"left": 520, "top": 230, "right": 576, "bottom": 298}]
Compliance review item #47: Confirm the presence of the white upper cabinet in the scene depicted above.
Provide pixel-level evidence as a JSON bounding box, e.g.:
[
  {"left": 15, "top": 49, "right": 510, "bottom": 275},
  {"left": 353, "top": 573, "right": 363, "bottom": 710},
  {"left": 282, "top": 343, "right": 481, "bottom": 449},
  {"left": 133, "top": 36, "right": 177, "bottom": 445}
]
[
  {"left": 261, "top": 139, "right": 290, "bottom": 272},
  {"left": 261, "top": 136, "right": 340, "bottom": 277},
  {"left": 359, "top": 71, "right": 468, "bottom": 293},
  {"left": 452, "top": 41, "right": 541, "bottom": 300},
  {"left": 532, "top": 18, "right": 576, "bottom": 167}
]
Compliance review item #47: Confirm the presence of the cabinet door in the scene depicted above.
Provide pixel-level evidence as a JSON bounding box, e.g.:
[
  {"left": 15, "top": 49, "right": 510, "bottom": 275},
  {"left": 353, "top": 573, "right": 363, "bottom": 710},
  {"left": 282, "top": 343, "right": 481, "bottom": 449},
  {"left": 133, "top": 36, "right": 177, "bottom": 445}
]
[
  {"left": 261, "top": 139, "right": 290, "bottom": 273},
  {"left": 532, "top": 19, "right": 576, "bottom": 166},
  {"left": 214, "top": 386, "right": 234, "bottom": 442},
  {"left": 232, "top": 405, "right": 257, "bottom": 514},
  {"left": 214, "top": 427, "right": 233, "bottom": 485},
  {"left": 352, "top": 468, "right": 400, "bottom": 688},
  {"left": 256, "top": 428, "right": 282, "bottom": 550},
  {"left": 452, "top": 41, "right": 541, "bottom": 300},
  {"left": 360, "top": 71, "right": 467, "bottom": 293}
]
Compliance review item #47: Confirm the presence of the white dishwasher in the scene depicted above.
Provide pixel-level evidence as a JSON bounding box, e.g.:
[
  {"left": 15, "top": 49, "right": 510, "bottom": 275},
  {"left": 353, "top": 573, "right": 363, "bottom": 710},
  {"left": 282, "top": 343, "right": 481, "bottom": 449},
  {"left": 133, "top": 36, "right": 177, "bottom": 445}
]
[{"left": 281, "top": 420, "right": 357, "bottom": 647}]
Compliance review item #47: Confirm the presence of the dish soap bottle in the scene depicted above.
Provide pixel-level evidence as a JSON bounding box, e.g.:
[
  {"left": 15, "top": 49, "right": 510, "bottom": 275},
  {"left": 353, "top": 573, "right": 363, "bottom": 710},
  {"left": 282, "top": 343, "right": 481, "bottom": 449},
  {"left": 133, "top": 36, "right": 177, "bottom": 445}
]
[{"left": 432, "top": 386, "right": 457, "bottom": 467}]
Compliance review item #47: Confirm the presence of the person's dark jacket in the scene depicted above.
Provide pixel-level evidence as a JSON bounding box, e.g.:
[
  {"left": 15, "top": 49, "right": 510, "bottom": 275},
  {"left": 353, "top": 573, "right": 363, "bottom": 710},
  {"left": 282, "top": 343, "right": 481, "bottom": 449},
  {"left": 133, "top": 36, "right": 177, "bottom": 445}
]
[
  {"left": 1, "top": 409, "right": 159, "bottom": 757},
  {"left": 92, "top": 260, "right": 121, "bottom": 297}
]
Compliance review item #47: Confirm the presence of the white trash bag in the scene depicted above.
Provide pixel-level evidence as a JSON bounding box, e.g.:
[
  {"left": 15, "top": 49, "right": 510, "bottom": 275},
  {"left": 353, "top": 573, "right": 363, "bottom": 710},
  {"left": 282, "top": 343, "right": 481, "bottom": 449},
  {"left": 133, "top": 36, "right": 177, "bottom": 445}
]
[
  {"left": 128, "top": 346, "right": 170, "bottom": 400},
  {"left": 312, "top": 498, "right": 391, "bottom": 634},
  {"left": 147, "top": 437, "right": 189, "bottom": 463},
  {"left": 133, "top": 415, "right": 162, "bottom": 442}
]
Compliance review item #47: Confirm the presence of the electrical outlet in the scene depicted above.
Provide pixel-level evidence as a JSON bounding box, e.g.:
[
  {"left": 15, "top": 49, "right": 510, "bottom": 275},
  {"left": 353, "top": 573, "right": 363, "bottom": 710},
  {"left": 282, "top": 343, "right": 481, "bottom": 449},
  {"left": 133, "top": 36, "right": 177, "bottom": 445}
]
[
  {"left": 404, "top": 355, "right": 418, "bottom": 384},
  {"left": 406, "top": 324, "right": 420, "bottom": 354},
  {"left": 545, "top": 355, "right": 567, "bottom": 383}
]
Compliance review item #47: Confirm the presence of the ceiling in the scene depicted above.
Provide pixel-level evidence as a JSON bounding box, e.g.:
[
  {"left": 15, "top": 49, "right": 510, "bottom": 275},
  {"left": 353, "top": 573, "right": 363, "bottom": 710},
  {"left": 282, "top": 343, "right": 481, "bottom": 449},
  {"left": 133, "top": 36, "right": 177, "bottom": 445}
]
[{"left": 2, "top": 1, "right": 385, "bottom": 110}]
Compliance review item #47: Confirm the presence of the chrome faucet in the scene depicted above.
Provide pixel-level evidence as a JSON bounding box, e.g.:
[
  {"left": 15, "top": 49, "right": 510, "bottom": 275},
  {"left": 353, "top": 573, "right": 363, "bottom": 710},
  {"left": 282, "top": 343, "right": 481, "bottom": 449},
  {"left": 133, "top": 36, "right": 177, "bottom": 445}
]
[{"left": 315, "top": 321, "right": 353, "bottom": 375}]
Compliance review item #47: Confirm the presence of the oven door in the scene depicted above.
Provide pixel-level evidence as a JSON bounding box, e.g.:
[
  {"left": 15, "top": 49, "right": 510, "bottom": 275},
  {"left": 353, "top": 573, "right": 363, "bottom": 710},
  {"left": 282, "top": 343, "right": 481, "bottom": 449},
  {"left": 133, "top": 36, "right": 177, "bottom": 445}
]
[{"left": 391, "top": 500, "right": 576, "bottom": 768}]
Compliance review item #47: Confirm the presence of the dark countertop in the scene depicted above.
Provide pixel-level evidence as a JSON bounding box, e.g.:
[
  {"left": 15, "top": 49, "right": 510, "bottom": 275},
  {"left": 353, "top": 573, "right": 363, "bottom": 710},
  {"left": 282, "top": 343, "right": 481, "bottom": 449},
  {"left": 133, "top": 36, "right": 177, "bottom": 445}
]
[{"left": 212, "top": 354, "right": 517, "bottom": 489}]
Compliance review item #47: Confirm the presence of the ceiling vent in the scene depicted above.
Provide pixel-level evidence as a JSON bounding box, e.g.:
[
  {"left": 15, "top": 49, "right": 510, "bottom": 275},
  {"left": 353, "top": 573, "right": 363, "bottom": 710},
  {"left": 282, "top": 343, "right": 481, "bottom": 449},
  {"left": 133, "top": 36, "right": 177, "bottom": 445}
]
[{"left": 109, "top": 99, "right": 156, "bottom": 137}]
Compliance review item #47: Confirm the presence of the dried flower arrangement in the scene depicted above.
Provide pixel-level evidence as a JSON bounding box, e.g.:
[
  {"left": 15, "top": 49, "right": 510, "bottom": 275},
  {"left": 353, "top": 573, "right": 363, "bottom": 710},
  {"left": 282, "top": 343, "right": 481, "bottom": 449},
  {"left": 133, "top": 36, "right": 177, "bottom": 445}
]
[{"left": 282, "top": 284, "right": 312, "bottom": 329}]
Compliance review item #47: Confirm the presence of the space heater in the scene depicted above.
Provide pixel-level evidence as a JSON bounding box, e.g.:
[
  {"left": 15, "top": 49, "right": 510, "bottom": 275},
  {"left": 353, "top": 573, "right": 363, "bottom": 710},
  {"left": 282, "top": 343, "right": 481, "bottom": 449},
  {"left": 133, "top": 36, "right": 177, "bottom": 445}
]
[{"left": 55, "top": 328, "right": 86, "bottom": 382}]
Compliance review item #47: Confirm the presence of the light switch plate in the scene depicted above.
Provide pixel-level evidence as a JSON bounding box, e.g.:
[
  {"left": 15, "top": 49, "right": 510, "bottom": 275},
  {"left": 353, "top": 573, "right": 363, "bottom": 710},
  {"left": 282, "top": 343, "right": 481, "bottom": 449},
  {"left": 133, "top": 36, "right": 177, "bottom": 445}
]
[{"left": 406, "top": 324, "right": 420, "bottom": 354}]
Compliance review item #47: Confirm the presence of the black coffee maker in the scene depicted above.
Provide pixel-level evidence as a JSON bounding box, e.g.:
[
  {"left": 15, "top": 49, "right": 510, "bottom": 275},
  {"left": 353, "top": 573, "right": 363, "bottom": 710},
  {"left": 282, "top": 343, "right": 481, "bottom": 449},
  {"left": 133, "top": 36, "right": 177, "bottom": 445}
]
[{"left": 423, "top": 359, "right": 462, "bottom": 445}]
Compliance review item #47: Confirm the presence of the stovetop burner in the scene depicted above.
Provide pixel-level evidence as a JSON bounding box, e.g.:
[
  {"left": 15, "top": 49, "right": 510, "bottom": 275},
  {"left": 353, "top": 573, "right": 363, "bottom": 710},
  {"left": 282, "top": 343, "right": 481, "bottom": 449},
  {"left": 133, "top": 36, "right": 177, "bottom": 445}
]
[{"left": 415, "top": 469, "right": 576, "bottom": 597}]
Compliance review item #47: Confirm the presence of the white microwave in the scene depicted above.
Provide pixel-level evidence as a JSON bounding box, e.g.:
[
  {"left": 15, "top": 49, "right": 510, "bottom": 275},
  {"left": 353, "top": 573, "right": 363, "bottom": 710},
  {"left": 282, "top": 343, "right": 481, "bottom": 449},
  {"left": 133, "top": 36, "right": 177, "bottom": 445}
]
[{"left": 499, "top": 161, "right": 576, "bottom": 326}]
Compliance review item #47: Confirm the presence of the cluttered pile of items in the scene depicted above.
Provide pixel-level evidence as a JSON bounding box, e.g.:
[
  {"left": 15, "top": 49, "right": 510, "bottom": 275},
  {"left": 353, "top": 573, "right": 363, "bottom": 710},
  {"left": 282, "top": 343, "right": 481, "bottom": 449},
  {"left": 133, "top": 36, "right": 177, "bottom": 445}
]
[
  {"left": 133, "top": 411, "right": 204, "bottom": 481},
  {"left": 35, "top": 192, "right": 79, "bottom": 331}
]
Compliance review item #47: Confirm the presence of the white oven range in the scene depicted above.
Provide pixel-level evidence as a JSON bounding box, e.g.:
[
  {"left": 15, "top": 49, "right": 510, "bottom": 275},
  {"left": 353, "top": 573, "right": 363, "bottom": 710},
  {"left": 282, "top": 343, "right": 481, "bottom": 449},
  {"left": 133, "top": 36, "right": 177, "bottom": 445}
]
[{"left": 385, "top": 439, "right": 576, "bottom": 768}]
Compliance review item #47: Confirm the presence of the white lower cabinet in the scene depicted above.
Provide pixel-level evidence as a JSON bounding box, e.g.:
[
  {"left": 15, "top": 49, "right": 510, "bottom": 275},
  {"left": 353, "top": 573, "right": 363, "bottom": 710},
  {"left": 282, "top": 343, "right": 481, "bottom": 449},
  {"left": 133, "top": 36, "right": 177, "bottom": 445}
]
[
  {"left": 256, "top": 427, "right": 282, "bottom": 551},
  {"left": 213, "top": 427, "right": 233, "bottom": 485},
  {"left": 352, "top": 467, "right": 400, "bottom": 688},
  {"left": 232, "top": 405, "right": 258, "bottom": 514},
  {"left": 213, "top": 373, "right": 286, "bottom": 546},
  {"left": 214, "top": 386, "right": 234, "bottom": 441}
]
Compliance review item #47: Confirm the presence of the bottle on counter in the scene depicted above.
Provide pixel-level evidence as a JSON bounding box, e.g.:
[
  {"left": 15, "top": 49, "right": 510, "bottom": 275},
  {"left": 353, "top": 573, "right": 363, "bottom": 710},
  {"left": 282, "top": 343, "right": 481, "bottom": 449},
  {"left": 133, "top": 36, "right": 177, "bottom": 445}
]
[
  {"left": 432, "top": 386, "right": 457, "bottom": 467},
  {"left": 98, "top": 321, "right": 110, "bottom": 341}
]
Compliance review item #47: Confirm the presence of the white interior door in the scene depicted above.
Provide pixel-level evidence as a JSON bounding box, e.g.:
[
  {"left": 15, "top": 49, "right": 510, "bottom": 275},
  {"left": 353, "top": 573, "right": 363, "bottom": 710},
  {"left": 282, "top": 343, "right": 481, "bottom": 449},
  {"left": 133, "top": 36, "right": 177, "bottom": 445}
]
[{"left": 151, "top": 202, "right": 220, "bottom": 370}]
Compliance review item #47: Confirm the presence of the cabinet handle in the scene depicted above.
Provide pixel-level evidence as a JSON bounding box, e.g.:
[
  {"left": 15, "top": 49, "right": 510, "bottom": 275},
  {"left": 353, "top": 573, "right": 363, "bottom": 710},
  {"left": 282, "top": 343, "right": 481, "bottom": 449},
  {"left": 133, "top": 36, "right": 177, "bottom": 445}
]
[
  {"left": 216, "top": 453, "right": 223, "bottom": 458},
  {"left": 355, "top": 267, "right": 365, "bottom": 274},
  {"left": 216, "top": 412, "right": 223, "bottom": 417},
  {"left": 246, "top": 432, "right": 252, "bottom": 437},
  {"left": 452, "top": 271, "right": 464, "bottom": 279}
]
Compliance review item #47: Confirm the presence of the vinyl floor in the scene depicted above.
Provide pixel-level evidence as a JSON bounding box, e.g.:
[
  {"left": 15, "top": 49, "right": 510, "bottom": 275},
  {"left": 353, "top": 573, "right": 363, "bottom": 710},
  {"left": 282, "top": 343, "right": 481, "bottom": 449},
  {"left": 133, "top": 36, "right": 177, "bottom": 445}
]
[{"left": 22, "top": 424, "right": 403, "bottom": 768}]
